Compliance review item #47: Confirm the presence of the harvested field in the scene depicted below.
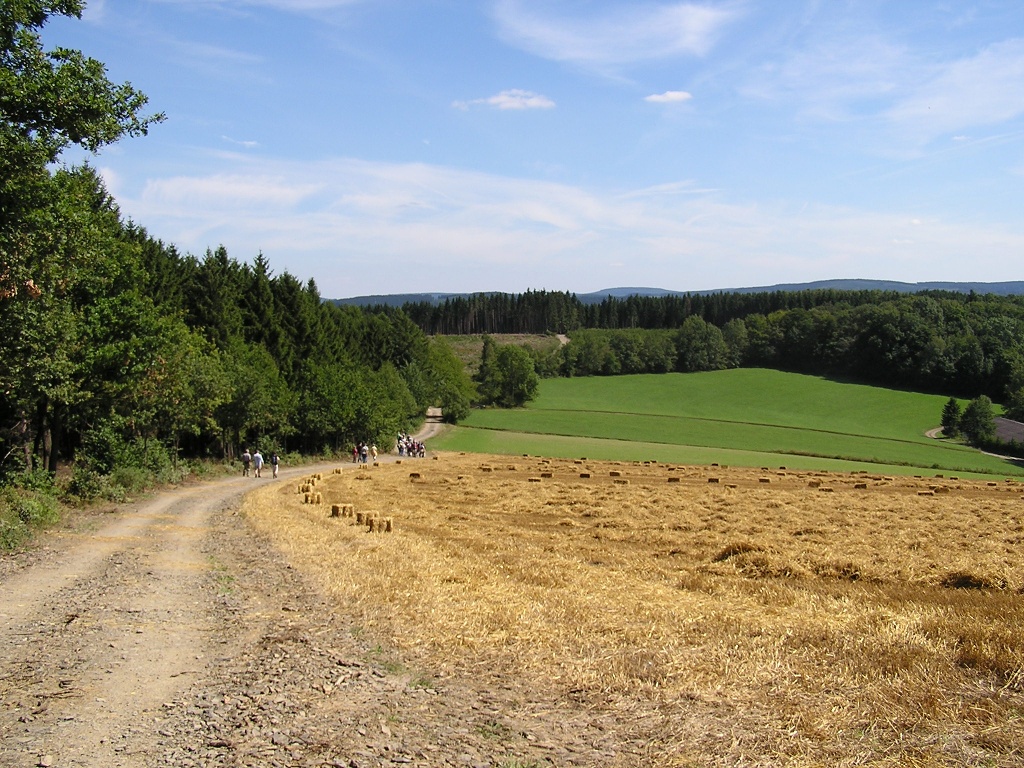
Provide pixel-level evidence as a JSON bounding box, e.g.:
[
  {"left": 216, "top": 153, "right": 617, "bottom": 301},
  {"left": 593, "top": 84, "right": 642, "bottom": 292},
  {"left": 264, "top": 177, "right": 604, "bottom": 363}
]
[{"left": 244, "top": 453, "right": 1024, "bottom": 766}]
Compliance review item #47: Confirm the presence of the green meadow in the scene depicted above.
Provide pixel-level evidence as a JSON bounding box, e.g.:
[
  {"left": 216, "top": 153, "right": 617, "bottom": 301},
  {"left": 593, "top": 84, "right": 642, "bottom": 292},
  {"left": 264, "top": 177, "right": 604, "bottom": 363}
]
[{"left": 431, "top": 369, "right": 1024, "bottom": 478}]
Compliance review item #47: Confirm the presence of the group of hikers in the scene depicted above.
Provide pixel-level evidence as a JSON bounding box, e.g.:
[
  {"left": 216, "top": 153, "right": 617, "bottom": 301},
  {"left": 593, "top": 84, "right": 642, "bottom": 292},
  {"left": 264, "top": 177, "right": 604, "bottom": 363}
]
[
  {"left": 240, "top": 448, "right": 279, "bottom": 478},
  {"left": 352, "top": 442, "right": 377, "bottom": 463},
  {"left": 241, "top": 433, "right": 426, "bottom": 475},
  {"left": 396, "top": 433, "right": 426, "bottom": 458}
]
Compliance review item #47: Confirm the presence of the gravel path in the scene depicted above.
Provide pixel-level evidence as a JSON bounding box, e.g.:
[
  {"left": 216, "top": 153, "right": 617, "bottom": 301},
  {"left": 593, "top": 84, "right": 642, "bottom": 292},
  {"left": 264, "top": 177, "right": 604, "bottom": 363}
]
[{"left": 0, "top": 454, "right": 636, "bottom": 768}]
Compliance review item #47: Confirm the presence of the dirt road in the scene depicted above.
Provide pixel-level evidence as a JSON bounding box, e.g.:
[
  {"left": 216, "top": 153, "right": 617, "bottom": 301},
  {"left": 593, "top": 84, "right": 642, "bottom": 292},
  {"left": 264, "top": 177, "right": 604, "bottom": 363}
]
[
  {"left": 1, "top": 446, "right": 615, "bottom": 767},
  {"left": 0, "top": 471, "right": 300, "bottom": 768}
]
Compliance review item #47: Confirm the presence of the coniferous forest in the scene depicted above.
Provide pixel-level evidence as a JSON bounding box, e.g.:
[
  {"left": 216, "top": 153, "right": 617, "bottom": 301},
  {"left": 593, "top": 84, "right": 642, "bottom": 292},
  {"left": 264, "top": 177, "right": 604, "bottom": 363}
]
[{"left": 0, "top": 3, "right": 474, "bottom": 518}]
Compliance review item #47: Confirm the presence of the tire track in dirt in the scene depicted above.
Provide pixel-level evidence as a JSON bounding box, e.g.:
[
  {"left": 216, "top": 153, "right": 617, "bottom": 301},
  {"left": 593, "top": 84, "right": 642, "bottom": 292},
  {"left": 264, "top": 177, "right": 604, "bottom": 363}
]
[{"left": 0, "top": 473, "right": 309, "bottom": 768}]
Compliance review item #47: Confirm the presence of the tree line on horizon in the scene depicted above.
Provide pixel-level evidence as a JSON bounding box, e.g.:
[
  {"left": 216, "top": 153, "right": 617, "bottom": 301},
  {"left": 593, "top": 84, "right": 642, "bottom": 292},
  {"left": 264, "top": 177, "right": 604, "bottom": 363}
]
[{"left": 399, "top": 289, "right": 1024, "bottom": 414}]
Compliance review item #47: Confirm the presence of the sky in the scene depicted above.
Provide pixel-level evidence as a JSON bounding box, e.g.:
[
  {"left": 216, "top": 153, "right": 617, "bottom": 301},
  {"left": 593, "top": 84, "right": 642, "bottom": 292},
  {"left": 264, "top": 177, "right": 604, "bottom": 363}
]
[{"left": 45, "top": 0, "right": 1024, "bottom": 299}]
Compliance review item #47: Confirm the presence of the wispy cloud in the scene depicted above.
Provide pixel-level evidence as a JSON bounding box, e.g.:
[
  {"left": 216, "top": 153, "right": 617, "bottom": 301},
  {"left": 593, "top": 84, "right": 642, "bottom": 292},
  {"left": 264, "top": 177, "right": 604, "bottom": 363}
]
[
  {"left": 152, "top": 0, "right": 363, "bottom": 9},
  {"left": 743, "top": 34, "right": 908, "bottom": 119},
  {"left": 885, "top": 38, "right": 1024, "bottom": 140},
  {"left": 222, "top": 135, "right": 260, "bottom": 149},
  {"left": 745, "top": 26, "right": 1024, "bottom": 146},
  {"left": 645, "top": 90, "right": 693, "bottom": 103},
  {"left": 453, "top": 89, "right": 556, "bottom": 111},
  {"left": 492, "top": 0, "right": 742, "bottom": 70},
  {"left": 114, "top": 156, "right": 1024, "bottom": 296},
  {"left": 81, "top": 0, "right": 108, "bottom": 22}
]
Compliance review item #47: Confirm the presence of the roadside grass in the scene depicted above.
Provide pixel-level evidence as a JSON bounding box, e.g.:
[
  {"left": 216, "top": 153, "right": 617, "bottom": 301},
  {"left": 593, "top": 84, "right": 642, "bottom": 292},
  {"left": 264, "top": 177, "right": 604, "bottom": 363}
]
[
  {"left": 433, "top": 370, "right": 1023, "bottom": 478},
  {"left": 245, "top": 457, "right": 1024, "bottom": 767}
]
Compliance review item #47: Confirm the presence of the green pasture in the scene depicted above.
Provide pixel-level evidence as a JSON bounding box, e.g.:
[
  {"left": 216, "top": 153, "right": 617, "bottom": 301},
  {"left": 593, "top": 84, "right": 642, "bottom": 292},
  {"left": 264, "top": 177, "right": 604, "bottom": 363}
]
[{"left": 430, "top": 370, "right": 1024, "bottom": 478}]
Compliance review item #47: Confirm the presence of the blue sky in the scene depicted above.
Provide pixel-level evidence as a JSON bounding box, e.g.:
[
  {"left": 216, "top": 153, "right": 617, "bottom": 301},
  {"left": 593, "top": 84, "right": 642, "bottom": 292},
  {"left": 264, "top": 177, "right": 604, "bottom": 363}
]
[{"left": 47, "top": 1, "right": 1024, "bottom": 298}]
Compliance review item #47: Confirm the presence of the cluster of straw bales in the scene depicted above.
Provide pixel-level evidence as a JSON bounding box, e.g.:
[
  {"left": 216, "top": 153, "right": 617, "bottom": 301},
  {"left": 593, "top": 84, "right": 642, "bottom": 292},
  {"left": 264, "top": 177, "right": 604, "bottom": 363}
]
[{"left": 294, "top": 470, "right": 393, "bottom": 533}]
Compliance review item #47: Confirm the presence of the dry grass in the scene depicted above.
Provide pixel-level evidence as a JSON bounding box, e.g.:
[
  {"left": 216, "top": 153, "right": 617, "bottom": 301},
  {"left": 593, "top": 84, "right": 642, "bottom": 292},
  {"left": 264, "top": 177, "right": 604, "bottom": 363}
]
[{"left": 243, "top": 455, "right": 1024, "bottom": 767}]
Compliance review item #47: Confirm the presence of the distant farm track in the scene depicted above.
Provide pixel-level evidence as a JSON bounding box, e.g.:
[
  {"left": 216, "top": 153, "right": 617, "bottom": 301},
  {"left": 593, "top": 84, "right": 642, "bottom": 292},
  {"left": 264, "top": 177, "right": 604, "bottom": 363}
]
[{"left": 525, "top": 406, "right": 940, "bottom": 447}]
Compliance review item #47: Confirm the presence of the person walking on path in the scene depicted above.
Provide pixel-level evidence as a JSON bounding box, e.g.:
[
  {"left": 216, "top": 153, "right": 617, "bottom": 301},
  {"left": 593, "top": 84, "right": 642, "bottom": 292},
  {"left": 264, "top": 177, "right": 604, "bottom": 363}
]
[
  {"left": 241, "top": 448, "right": 251, "bottom": 477},
  {"left": 252, "top": 449, "right": 264, "bottom": 478},
  {"left": 270, "top": 452, "right": 279, "bottom": 478}
]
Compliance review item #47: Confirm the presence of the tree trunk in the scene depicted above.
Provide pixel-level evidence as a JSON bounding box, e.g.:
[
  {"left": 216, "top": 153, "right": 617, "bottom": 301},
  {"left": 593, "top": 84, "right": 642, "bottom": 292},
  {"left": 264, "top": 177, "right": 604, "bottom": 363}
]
[{"left": 47, "top": 403, "right": 62, "bottom": 473}]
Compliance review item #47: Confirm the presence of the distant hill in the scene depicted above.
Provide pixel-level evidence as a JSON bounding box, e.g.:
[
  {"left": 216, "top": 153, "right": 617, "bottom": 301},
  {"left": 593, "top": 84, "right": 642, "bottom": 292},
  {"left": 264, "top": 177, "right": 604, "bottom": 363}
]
[{"left": 333, "top": 280, "right": 1024, "bottom": 307}]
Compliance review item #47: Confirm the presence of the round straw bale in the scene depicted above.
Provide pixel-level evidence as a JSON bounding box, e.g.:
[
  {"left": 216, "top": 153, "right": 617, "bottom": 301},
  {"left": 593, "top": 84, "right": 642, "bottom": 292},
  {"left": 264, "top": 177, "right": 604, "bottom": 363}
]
[
  {"left": 528, "top": 478, "right": 541, "bottom": 483},
  {"left": 854, "top": 483, "right": 868, "bottom": 490},
  {"left": 409, "top": 472, "right": 421, "bottom": 480},
  {"left": 708, "top": 477, "right": 720, "bottom": 484},
  {"left": 667, "top": 477, "right": 681, "bottom": 483},
  {"left": 579, "top": 473, "right": 591, "bottom": 479},
  {"left": 541, "top": 472, "right": 553, "bottom": 478},
  {"left": 610, "top": 471, "right": 621, "bottom": 477},
  {"left": 759, "top": 477, "right": 771, "bottom": 484}
]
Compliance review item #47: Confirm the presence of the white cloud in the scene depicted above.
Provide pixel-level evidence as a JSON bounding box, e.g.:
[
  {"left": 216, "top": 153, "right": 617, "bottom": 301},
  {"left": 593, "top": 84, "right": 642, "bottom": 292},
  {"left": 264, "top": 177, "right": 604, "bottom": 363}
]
[
  {"left": 492, "top": 0, "right": 741, "bottom": 69},
  {"left": 645, "top": 90, "right": 693, "bottom": 103},
  {"left": 116, "top": 156, "right": 1024, "bottom": 296},
  {"left": 140, "top": 173, "right": 323, "bottom": 210},
  {"left": 453, "top": 89, "right": 556, "bottom": 110},
  {"left": 222, "top": 135, "right": 260, "bottom": 149}
]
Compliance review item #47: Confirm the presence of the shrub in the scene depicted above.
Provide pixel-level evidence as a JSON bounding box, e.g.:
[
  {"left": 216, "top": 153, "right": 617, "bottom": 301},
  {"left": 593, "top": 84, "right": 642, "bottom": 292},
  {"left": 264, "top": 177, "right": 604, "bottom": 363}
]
[{"left": 0, "top": 484, "right": 60, "bottom": 550}]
